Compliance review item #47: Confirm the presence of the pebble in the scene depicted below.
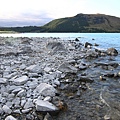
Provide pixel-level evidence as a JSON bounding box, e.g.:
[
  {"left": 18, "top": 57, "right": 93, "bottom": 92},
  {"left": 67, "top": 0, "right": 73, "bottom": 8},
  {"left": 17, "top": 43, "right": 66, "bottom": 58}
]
[{"left": 0, "top": 37, "right": 119, "bottom": 120}]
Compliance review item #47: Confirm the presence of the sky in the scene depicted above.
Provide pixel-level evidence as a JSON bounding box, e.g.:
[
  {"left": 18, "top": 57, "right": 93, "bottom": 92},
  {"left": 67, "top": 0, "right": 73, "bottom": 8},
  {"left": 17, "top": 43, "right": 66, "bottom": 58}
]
[{"left": 0, "top": 0, "right": 120, "bottom": 27}]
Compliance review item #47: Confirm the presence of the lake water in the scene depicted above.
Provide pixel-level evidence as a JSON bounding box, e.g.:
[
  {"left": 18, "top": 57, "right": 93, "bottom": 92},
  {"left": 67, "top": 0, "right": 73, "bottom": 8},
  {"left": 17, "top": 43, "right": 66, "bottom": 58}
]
[{"left": 0, "top": 33, "right": 120, "bottom": 62}]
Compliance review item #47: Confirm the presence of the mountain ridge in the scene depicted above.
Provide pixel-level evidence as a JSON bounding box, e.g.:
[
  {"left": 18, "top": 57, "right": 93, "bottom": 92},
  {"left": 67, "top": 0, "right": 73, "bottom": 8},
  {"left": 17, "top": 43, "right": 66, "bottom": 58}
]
[
  {"left": 40, "top": 13, "right": 120, "bottom": 32},
  {"left": 0, "top": 13, "right": 120, "bottom": 33}
]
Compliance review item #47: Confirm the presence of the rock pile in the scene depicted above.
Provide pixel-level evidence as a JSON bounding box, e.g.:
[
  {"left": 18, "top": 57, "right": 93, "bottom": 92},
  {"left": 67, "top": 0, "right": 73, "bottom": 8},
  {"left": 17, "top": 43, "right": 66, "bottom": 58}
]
[{"left": 0, "top": 36, "right": 119, "bottom": 120}]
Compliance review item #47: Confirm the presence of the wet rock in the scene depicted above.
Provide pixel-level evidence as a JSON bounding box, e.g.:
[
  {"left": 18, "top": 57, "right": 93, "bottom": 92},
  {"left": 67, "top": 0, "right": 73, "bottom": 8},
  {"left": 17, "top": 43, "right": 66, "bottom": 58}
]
[
  {"left": 58, "top": 62, "right": 78, "bottom": 73},
  {"left": 84, "top": 42, "right": 92, "bottom": 48},
  {"left": 5, "top": 115, "right": 17, "bottom": 120},
  {"left": 94, "top": 43, "right": 99, "bottom": 46},
  {"left": 106, "top": 48, "right": 118, "bottom": 56},
  {"left": 86, "top": 49, "right": 98, "bottom": 58},
  {"left": 78, "top": 76, "right": 94, "bottom": 83},
  {"left": 75, "top": 38, "right": 79, "bottom": 42},
  {"left": 35, "top": 100, "right": 59, "bottom": 113},
  {"left": 99, "top": 76, "right": 106, "bottom": 81},
  {"left": 36, "top": 83, "right": 57, "bottom": 97}
]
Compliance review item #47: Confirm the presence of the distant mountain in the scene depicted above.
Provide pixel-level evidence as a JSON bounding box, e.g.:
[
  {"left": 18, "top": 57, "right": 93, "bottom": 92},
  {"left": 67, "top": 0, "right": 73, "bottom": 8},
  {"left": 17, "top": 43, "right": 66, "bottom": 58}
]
[
  {"left": 0, "top": 14, "right": 120, "bottom": 33},
  {"left": 39, "top": 13, "right": 120, "bottom": 32}
]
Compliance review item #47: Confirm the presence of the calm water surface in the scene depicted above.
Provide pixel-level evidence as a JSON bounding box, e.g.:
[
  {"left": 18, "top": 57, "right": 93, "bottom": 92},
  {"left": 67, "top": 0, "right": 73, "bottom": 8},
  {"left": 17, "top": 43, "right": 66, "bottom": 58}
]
[{"left": 0, "top": 33, "right": 120, "bottom": 62}]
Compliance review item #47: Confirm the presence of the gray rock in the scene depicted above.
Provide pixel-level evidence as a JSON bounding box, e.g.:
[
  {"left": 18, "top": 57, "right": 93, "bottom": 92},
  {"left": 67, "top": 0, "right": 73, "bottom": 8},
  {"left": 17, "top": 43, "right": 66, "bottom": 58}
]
[
  {"left": 58, "top": 62, "right": 78, "bottom": 73},
  {"left": 35, "top": 100, "right": 59, "bottom": 112},
  {"left": 16, "top": 89, "right": 26, "bottom": 97},
  {"left": 2, "top": 105, "right": 12, "bottom": 114},
  {"left": 36, "top": 83, "right": 57, "bottom": 97},
  {"left": 12, "top": 87, "right": 22, "bottom": 94},
  {"left": 44, "top": 96, "right": 52, "bottom": 101},
  {"left": 24, "top": 99, "right": 34, "bottom": 109},
  {"left": 21, "top": 108, "right": 32, "bottom": 113},
  {"left": 0, "top": 107, "right": 4, "bottom": 115},
  {"left": 5, "top": 115, "right": 17, "bottom": 120},
  {"left": 44, "top": 113, "right": 53, "bottom": 120},
  {"left": 0, "top": 78, "right": 7, "bottom": 84},
  {"left": 106, "top": 48, "right": 118, "bottom": 56},
  {"left": 44, "top": 67, "right": 52, "bottom": 73},
  {"left": 12, "top": 75, "right": 28, "bottom": 85},
  {"left": 46, "top": 42, "right": 66, "bottom": 52},
  {"left": 84, "top": 42, "right": 92, "bottom": 48},
  {"left": 26, "top": 64, "right": 42, "bottom": 73}
]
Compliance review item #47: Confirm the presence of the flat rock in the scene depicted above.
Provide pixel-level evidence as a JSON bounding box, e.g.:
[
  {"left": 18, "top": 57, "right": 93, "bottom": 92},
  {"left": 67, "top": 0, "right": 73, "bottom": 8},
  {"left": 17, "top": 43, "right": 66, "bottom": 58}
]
[
  {"left": 0, "top": 78, "right": 7, "bottom": 84},
  {"left": 35, "top": 100, "right": 59, "bottom": 112},
  {"left": 36, "top": 83, "right": 57, "bottom": 97},
  {"left": 58, "top": 62, "right": 78, "bottom": 73},
  {"left": 12, "top": 75, "right": 28, "bottom": 85}
]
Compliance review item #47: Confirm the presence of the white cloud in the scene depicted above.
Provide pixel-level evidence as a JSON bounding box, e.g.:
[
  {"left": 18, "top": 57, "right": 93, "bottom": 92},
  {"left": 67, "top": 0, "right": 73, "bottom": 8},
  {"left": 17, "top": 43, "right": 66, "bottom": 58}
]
[{"left": 0, "top": 0, "right": 119, "bottom": 26}]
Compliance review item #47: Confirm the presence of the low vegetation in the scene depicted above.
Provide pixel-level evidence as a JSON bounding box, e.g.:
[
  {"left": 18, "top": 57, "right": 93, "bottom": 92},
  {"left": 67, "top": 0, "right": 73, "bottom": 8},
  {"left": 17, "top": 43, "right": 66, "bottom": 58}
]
[{"left": 0, "top": 14, "right": 120, "bottom": 33}]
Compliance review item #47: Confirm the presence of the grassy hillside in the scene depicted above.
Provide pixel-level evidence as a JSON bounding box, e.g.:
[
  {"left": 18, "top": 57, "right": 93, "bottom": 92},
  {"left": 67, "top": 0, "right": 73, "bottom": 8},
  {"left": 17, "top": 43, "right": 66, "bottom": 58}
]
[
  {"left": 0, "top": 14, "right": 120, "bottom": 33},
  {"left": 41, "top": 14, "right": 120, "bottom": 32}
]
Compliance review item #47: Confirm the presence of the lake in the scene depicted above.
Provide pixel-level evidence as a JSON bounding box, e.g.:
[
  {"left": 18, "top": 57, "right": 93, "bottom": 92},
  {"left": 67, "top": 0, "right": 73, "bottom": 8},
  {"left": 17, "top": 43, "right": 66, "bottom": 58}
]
[{"left": 0, "top": 33, "right": 120, "bottom": 62}]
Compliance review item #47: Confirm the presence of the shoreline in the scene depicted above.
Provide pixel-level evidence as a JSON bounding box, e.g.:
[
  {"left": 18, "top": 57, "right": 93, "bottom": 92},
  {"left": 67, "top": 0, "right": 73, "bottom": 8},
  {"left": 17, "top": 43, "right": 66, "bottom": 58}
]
[{"left": 0, "top": 37, "right": 120, "bottom": 120}]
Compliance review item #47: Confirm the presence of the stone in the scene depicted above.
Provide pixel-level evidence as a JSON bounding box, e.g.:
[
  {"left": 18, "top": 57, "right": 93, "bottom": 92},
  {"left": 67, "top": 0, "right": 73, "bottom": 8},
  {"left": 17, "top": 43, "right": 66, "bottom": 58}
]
[
  {"left": 0, "top": 78, "right": 7, "bottom": 84},
  {"left": 24, "top": 99, "right": 34, "bottom": 109},
  {"left": 53, "top": 79, "right": 60, "bottom": 86},
  {"left": 75, "top": 38, "right": 79, "bottom": 42},
  {"left": 12, "top": 75, "right": 28, "bottom": 85},
  {"left": 86, "top": 49, "right": 98, "bottom": 58},
  {"left": 5, "top": 115, "right": 17, "bottom": 120},
  {"left": 36, "top": 83, "right": 57, "bottom": 97},
  {"left": 44, "top": 113, "right": 53, "bottom": 120},
  {"left": 2, "top": 105, "right": 12, "bottom": 114},
  {"left": 35, "top": 100, "right": 59, "bottom": 112},
  {"left": 16, "top": 89, "right": 26, "bottom": 97},
  {"left": 58, "top": 62, "right": 78, "bottom": 73},
  {"left": 21, "top": 108, "right": 32, "bottom": 113},
  {"left": 106, "top": 48, "right": 118, "bottom": 56},
  {"left": 46, "top": 42, "right": 65, "bottom": 51},
  {"left": 78, "top": 76, "right": 94, "bottom": 83},
  {"left": 44, "top": 96, "right": 52, "bottom": 101},
  {"left": 84, "top": 42, "right": 92, "bottom": 48},
  {"left": 0, "top": 107, "right": 4, "bottom": 115},
  {"left": 26, "top": 64, "right": 42, "bottom": 73},
  {"left": 44, "top": 67, "right": 52, "bottom": 73}
]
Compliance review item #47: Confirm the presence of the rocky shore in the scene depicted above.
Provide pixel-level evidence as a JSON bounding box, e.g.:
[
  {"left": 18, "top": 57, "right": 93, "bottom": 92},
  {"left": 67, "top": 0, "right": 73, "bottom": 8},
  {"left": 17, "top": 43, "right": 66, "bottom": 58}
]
[{"left": 0, "top": 37, "right": 120, "bottom": 120}]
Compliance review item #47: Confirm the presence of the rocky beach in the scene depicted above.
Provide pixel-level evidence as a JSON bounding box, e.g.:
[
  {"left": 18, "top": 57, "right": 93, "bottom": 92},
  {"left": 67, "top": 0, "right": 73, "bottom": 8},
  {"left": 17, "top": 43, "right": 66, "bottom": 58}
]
[{"left": 0, "top": 36, "right": 120, "bottom": 120}]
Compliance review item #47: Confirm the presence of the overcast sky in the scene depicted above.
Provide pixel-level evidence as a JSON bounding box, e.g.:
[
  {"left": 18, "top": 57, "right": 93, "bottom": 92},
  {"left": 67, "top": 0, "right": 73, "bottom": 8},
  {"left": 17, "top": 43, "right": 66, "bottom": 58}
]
[{"left": 0, "top": 0, "right": 120, "bottom": 27}]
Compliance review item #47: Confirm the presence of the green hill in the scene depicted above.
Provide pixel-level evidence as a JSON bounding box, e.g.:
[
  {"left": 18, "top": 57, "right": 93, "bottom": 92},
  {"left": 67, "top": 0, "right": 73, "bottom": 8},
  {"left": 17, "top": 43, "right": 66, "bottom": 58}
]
[
  {"left": 0, "top": 14, "right": 120, "bottom": 33},
  {"left": 40, "top": 13, "right": 120, "bottom": 32}
]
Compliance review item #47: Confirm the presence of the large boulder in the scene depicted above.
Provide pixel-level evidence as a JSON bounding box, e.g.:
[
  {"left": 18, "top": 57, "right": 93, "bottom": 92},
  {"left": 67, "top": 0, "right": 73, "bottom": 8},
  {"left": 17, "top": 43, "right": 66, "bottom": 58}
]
[{"left": 106, "top": 48, "right": 118, "bottom": 56}]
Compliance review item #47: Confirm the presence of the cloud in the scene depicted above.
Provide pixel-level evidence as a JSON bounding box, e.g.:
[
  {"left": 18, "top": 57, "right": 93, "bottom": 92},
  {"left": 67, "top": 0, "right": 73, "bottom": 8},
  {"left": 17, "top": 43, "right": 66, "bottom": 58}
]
[{"left": 0, "top": 11, "right": 53, "bottom": 27}]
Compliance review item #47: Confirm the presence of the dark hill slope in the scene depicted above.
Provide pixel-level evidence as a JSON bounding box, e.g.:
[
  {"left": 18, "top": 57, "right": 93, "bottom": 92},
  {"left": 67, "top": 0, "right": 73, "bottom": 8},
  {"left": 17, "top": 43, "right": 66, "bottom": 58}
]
[
  {"left": 39, "top": 14, "right": 120, "bottom": 32},
  {"left": 0, "top": 14, "right": 120, "bottom": 33}
]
